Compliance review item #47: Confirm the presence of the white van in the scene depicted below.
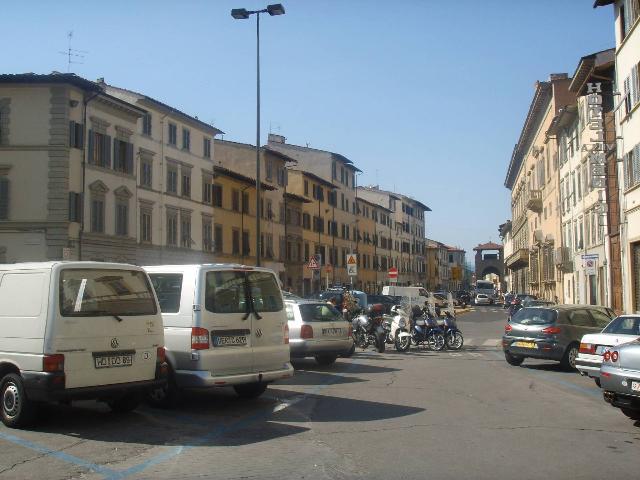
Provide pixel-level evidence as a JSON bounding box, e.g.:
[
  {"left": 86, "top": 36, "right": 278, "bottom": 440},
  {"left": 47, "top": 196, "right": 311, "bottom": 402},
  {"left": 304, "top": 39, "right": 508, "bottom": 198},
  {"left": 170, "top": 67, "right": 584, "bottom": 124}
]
[
  {"left": 144, "top": 264, "right": 293, "bottom": 405},
  {"left": 0, "top": 262, "right": 167, "bottom": 428},
  {"left": 381, "top": 285, "right": 429, "bottom": 308}
]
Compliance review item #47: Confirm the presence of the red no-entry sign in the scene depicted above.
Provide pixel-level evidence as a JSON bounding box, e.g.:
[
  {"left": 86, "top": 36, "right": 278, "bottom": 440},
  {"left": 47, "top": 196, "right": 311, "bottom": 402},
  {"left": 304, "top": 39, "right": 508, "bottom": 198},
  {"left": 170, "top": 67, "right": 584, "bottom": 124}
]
[{"left": 388, "top": 267, "right": 398, "bottom": 280}]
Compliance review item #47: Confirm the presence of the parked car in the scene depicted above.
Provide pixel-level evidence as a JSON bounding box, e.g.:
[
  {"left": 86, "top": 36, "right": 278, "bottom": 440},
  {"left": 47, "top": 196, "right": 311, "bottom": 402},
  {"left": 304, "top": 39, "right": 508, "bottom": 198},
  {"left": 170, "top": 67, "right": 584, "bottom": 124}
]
[
  {"left": 366, "top": 294, "right": 402, "bottom": 314},
  {"left": 601, "top": 340, "right": 640, "bottom": 421},
  {"left": 285, "top": 300, "right": 353, "bottom": 365},
  {"left": 474, "top": 294, "right": 492, "bottom": 306},
  {"left": 502, "top": 305, "right": 616, "bottom": 370},
  {"left": 144, "top": 264, "right": 293, "bottom": 405},
  {"left": 577, "top": 314, "right": 640, "bottom": 386},
  {"left": 0, "top": 262, "right": 167, "bottom": 428}
]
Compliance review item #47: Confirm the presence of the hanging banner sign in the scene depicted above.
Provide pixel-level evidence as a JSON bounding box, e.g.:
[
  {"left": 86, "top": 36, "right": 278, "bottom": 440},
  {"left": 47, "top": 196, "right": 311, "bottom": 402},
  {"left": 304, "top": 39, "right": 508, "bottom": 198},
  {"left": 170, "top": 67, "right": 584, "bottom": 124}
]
[{"left": 586, "top": 83, "right": 607, "bottom": 190}]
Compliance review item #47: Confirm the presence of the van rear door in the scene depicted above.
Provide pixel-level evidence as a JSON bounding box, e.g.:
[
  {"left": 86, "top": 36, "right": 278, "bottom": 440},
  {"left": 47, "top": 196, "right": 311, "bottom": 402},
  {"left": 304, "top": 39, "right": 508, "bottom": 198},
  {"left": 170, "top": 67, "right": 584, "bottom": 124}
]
[
  {"left": 200, "top": 269, "right": 254, "bottom": 376},
  {"left": 51, "top": 267, "right": 163, "bottom": 389},
  {"left": 246, "top": 270, "right": 287, "bottom": 373}
]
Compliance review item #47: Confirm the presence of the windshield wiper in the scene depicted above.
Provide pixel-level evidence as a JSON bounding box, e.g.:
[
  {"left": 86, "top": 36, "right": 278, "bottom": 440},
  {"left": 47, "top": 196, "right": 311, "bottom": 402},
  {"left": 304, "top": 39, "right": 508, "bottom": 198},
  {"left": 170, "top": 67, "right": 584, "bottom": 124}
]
[{"left": 90, "top": 310, "right": 124, "bottom": 322}]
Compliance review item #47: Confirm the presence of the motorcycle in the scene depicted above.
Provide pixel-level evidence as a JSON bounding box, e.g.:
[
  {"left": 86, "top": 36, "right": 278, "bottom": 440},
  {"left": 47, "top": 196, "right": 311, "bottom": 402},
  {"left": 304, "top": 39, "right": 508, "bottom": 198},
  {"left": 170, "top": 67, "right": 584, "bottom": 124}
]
[
  {"left": 351, "top": 304, "right": 386, "bottom": 353},
  {"left": 442, "top": 311, "right": 464, "bottom": 350},
  {"left": 411, "top": 311, "right": 445, "bottom": 351}
]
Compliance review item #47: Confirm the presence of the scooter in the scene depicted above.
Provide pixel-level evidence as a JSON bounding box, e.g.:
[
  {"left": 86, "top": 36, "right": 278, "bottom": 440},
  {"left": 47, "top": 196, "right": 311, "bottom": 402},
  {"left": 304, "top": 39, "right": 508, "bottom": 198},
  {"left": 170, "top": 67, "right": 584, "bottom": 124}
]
[
  {"left": 351, "top": 304, "right": 386, "bottom": 353},
  {"left": 442, "top": 311, "right": 464, "bottom": 350},
  {"left": 386, "top": 305, "right": 412, "bottom": 352}
]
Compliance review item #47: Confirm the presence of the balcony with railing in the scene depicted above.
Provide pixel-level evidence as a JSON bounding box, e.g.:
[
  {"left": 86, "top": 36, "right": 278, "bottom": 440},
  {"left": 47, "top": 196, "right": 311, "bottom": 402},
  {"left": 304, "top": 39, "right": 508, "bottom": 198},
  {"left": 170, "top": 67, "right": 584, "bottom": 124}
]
[
  {"left": 505, "top": 248, "right": 529, "bottom": 269},
  {"left": 526, "top": 190, "right": 542, "bottom": 213}
]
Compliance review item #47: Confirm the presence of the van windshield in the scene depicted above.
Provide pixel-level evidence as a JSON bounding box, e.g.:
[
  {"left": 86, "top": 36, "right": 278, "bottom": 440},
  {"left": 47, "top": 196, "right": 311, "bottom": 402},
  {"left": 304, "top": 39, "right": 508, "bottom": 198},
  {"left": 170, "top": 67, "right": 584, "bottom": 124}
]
[
  {"left": 205, "top": 270, "right": 283, "bottom": 314},
  {"left": 59, "top": 269, "right": 157, "bottom": 317}
]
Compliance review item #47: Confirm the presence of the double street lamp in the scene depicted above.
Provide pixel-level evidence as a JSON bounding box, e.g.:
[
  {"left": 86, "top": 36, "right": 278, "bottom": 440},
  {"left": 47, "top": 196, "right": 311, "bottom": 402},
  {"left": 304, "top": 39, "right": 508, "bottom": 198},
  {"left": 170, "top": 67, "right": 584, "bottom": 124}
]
[{"left": 231, "top": 3, "right": 285, "bottom": 267}]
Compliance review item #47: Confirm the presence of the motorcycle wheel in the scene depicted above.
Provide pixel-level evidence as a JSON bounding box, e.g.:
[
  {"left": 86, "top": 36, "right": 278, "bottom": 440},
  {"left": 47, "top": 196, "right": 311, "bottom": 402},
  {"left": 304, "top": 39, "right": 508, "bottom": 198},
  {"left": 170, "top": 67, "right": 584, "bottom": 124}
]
[
  {"left": 430, "top": 333, "right": 445, "bottom": 351},
  {"left": 395, "top": 334, "right": 411, "bottom": 352},
  {"left": 446, "top": 331, "right": 464, "bottom": 350}
]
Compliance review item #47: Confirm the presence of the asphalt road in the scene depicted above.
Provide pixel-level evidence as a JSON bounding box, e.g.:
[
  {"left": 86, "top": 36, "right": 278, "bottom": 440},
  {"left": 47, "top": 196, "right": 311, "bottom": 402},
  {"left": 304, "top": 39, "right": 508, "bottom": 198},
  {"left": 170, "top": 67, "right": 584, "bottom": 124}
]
[{"left": 1, "top": 306, "right": 639, "bottom": 479}]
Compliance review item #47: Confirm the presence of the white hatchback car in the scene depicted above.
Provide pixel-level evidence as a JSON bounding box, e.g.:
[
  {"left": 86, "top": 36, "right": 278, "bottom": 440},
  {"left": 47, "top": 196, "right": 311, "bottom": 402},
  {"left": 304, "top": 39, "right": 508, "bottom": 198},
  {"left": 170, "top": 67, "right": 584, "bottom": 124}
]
[
  {"left": 474, "top": 294, "right": 491, "bottom": 306},
  {"left": 285, "top": 300, "right": 353, "bottom": 365},
  {"left": 576, "top": 315, "right": 640, "bottom": 386}
]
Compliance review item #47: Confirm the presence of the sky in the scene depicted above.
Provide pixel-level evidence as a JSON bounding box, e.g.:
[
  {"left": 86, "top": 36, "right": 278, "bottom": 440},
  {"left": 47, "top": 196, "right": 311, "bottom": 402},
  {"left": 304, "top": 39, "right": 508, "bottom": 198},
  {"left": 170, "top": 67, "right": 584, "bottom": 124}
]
[{"left": 4, "top": 0, "right": 615, "bottom": 257}]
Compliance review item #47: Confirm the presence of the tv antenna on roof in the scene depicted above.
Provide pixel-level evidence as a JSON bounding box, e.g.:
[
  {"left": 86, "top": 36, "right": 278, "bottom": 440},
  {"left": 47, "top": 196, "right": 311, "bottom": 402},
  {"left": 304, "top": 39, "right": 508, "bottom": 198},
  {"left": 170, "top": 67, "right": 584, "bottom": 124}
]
[{"left": 58, "top": 31, "right": 88, "bottom": 72}]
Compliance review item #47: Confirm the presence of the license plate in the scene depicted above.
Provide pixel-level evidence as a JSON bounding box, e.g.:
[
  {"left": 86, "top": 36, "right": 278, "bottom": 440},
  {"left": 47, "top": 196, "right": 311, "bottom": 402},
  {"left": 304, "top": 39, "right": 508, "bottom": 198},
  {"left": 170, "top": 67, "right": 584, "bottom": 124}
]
[
  {"left": 513, "top": 341, "right": 537, "bottom": 349},
  {"left": 631, "top": 381, "right": 640, "bottom": 392},
  {"left": 322, "top": 328, "right": 343, "bottom": 336},
  {"left": 213, "top": 335, "right": 247, "bottom": 347},
  {"left": 94, "top": 354, "right": 133, "bottom": 369}
]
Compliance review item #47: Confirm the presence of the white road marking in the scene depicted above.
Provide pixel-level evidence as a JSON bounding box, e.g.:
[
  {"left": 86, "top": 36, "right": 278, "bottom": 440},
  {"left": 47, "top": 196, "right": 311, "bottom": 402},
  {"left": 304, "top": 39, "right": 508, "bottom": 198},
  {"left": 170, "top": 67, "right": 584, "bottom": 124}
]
[{"left": 482, "top": 339, "right": 500, "bottom": 346}]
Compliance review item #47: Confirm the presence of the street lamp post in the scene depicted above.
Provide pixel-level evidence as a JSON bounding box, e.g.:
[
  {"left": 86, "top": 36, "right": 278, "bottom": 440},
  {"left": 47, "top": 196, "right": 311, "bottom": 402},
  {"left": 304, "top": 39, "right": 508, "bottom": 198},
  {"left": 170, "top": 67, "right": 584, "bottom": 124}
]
[{"left": 231, "top": 3, "right": 285, "bottom": 267}]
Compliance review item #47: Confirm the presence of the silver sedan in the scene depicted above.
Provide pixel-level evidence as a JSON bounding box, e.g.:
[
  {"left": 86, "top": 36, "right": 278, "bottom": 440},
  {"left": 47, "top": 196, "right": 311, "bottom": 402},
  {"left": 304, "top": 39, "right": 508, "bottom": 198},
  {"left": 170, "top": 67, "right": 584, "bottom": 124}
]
[
  {"left": 285, "top": 300, "right": 353, "bottom": 366},
  {"left": 601, "top": 339, "right": 640, "bottom": 421}
]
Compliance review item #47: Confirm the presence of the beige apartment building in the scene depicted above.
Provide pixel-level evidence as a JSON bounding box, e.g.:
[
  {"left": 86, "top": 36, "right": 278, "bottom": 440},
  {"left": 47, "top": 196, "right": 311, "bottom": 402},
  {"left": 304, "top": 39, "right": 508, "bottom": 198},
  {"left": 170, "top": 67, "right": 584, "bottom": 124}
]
[
  {"left": 596, "top": 0, "right": 640, "bottom": 313},
  {"left": 0, "top": 73, "right": 224, "bottom": 264},
  {"left": 504, "top": 74, "right": 575, "bottom": 301},
  {"left": 358, "top": 186, "right": 429, "bottom": 287}
]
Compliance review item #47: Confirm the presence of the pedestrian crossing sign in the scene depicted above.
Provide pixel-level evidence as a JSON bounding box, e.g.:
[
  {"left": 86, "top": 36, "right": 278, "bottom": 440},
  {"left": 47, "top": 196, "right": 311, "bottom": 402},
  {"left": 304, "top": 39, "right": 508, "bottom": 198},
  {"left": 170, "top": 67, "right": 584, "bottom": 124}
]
[{"left": 307, "top": 255, "right": 321, "bottom": 269}]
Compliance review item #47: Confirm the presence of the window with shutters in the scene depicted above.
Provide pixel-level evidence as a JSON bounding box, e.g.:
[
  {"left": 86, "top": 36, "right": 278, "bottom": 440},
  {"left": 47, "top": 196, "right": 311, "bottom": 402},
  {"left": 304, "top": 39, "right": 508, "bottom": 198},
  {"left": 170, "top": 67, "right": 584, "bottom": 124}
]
[
  {"left": 624, "top": 144, "right": 640, "bottom": 190},
  {"left": 202, "top": 174, "right": 213, "bottom": 204},
  {"left": 68, "top": 192, "right": 82, "bottom": 223},
  {"left": 90, "top": 197, "right": 105, "bottom": 233},
  {"left": 140, "top": 208, "right": 152, "bottom": 243},
  {"left": 113, "top": 139, "right": 134, "bottom": 174},
  {"left": 214, "top": 224, "right": 223, "bottom": 253},
  {"left": 243, "top": 192, "right": 251, "bottom": 214},
  {"left": 115, "top": 200, "right": 128, "bottom": 236},
  {"left": 304, "top": 180, "right": 309, "bottom": 196},
  {"left": 181, "top": 167, "right": 191, "bottom": 198},
  {"left": 69, "top": 121, "right": 84, "bottom": 149},
  {"left": 232, "top": 229, "right": 240, "bottom": 254},
  {"left": 168, "top": 123, "right": 177, "bottom": 146},
  {"left": 0, "top": 176, "right": 9, "bottom": 220},
  {"left": 265, "top": 157, "right": 273, "bottom": 180},
  {"left": 203, "top": 137, "right": 211, "bottom": 158},
  {"left": 623, "top": 76, "right": 632, "bottom": 117},
  {"left": 166, "top": 164, "right": 178, "bottom": 194},
  {"left": 88, "top": 130, "right": 111, "bottom": 168},
  {"left": 140, "top": 158, "right": 152, "bottom": 188},
  {"left": 142, "top": 113, "right": 152, "bottom": 136},
  {"left": 213, "top": 184, "right": 223, "bottom": 207},
  {"left": 166, "top": 209, "right": 178, "bottom": 246},
  {"left": 231, "top": 189, "right": 240, "bottom": 212},
  {"left": 202, "top": 216, "right": 213, "bottom": 252},
  {"left": 181, "top": 212, "right": 192, "bottom": 248},
  {"left": 302, "top": 213, "right": 311, "bottom": 230},
  {"left": 182, "top": 128, "right": 190, "bottom": 151}
]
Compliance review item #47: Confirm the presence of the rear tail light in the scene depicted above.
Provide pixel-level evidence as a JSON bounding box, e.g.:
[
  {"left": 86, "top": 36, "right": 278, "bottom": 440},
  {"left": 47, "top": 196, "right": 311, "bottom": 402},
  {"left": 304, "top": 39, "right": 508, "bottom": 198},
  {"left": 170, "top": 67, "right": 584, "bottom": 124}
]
[
  {"left": 284, "top": 323, "right": 289, "bottom": 345},
  {"left": 301, "top": 324, "right": 314, "bottom": 339},
  {"left": 603, "top": 350, "right": 612, "bottom": 362},
  {"left": 504, "top": 324, "right": 512, "bottom": 333},
  {"left": 348, "top": 325, "right": 353, "bottom": 338},
  {"left": 542, "top": 326, "right": 562, "bottom": 335},
  {"left": 191, "top": 327, "right": 210, "bottom": 350},
  {"left": 43, "top": 354, "right": 65, "bottom": 373},
  {"left": 611, "top": 350, "right": 619, "bottom": 362},
  {"left": 579, "top": 343, "right": 596, "bottom": 354},
  {"left": 156, "top": 346, "right": 166, "bottom": 363}
]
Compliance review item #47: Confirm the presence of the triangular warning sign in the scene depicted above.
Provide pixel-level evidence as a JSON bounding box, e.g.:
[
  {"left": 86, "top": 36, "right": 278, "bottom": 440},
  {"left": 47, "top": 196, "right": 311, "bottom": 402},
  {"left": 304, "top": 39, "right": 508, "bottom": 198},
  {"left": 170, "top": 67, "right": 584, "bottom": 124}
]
[
  {"left": 347, "top": 255, "right": 356, "bottom": 264},
  {"left": 307, "top": 257, "right": 320, "bottom": 269}
]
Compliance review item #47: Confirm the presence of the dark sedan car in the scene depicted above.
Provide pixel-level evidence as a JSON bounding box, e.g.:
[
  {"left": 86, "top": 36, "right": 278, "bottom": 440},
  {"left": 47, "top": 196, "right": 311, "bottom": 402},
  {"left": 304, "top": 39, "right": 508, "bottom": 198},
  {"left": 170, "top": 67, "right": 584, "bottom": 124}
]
[{"left": 502, "top": 305, "right": 616, "bottom": 370}]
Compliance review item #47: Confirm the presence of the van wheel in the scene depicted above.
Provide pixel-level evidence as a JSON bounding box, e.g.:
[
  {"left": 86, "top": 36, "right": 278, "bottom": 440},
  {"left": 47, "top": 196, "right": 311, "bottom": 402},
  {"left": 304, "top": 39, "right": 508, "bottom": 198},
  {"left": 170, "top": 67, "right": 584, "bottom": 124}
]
[
  {"left": 108, "top": 393, "right": 141, "bottom": 414},
  {"left": 147, "top": 371, "right": 180, "bottom": 409},
  {"left": 234, "top": 382, "right": 267, "bottom": 399},
  {"left": 315, "top": 354, "right": 337, "bottom": 366},
  {"left": 1, "top": 374, "right": 37, "bottom": 428}
]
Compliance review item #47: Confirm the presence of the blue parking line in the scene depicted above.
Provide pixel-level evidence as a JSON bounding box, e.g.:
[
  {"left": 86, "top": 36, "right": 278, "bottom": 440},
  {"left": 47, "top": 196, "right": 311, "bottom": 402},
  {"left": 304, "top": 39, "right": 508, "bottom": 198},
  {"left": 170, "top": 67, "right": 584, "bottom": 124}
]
[
  {"left": 109, "top": 358, "right": 360, "bottom": 479},
  {"left": 0, "top": 430, "right": 118, "bottom": 477}
]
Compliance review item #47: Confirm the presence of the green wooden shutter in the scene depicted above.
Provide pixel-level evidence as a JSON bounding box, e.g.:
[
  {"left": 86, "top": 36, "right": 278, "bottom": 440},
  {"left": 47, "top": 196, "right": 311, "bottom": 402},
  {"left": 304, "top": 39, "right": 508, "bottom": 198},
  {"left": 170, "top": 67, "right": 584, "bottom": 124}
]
[
  {"left": 69, "top": 121, "right": 76, "bottom": 148},
  {"left": 104, "top": 135, "right": 112, "bottom": 168},
  {"left": 126, "top": 142, "right": 134, "bottom": 174},
  {"left": 113, "top": 138, "right": 120, "bottom": 170},
  {"left": 87, "top": 130, "right": 94, "bottom": 163},
  {"left": 0, "top": 177, "right": 9, "bottom": 220}
]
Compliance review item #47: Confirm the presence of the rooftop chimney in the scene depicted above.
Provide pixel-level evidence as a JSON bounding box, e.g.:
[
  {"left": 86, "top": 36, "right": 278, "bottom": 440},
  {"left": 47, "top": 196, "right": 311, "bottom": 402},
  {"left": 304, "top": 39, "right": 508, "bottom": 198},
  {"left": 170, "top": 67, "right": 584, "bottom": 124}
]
[
  {"left": 96, "top": 77, "right": 105, "bottom": 85},
  {"left": 549, "top": 73, "right": 568, "bottom": 81},
  {"left": 268, "top": 133, "right": 286, "bottom": 144}
]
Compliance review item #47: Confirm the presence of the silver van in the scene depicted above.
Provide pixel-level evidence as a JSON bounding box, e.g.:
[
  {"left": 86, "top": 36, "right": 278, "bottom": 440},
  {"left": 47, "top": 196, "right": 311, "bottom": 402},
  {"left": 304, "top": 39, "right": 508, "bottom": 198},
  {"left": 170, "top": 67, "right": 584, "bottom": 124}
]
[{"left": 144, "top": 264, "right": 293, "bottom": 405}]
